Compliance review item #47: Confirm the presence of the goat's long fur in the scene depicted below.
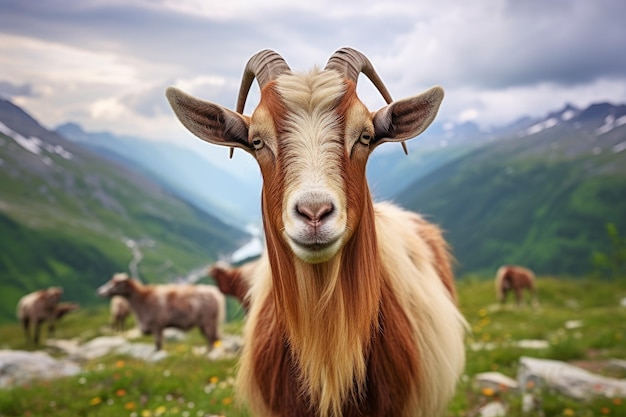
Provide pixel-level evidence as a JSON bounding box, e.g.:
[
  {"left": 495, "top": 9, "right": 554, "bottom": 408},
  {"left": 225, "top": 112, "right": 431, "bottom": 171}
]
[{"left": 238, "top": 203, "right": 466, "bottom": 417}]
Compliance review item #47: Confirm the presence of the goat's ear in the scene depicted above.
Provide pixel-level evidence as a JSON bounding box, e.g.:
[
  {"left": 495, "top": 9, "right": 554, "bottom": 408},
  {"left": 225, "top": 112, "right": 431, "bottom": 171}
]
[
  {"left": 372, "top": 86, "right": 444, "bottom": 147},
  {"left": 166, "top": 87, "right": 253, "bottom": 153}
]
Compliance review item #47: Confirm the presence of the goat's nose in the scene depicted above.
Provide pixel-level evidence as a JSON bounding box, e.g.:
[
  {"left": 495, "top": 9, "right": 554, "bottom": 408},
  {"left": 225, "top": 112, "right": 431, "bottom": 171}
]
[{"left": 296, "top": 201, "right": 334, "bottom": 225}]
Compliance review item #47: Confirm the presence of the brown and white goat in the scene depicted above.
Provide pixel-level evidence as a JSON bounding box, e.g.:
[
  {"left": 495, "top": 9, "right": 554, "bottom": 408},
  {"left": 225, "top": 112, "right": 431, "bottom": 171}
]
[
  {"left": 167, "top": 48, "right": 467, "bottom": 417},
  {"left": 495, "top": 264, "right": 538, "bottom": 306},
  {"left": 208, "top": 259, "right": 261, "bottom": 312},
  {"left": 97, "top": 273, "right": 225, "bottom": 351},
  {"left": 110, "top": 295, "right": 132, "bottom": 332},
  {"left": 16, "top": 287, "right": 63, "bottom": 345}
]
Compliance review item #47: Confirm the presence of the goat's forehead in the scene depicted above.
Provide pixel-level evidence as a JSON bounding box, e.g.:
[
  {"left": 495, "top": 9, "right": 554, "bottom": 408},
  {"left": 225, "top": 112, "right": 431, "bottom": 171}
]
[
  {"left": 275, "top": 70, "right": 346, "bottom": 112},
  {"left": 253, "top": 70, "right": 370, "bottom": 150}
]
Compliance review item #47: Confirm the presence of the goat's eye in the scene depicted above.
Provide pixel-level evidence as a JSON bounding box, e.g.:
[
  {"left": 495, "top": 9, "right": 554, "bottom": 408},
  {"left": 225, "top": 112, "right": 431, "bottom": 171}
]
[
  {"left": 359, "top": 131, "right": 372, "bottom": 145},
  {"left": 252, "top": 137, "right": 264, "bottom": 150}
]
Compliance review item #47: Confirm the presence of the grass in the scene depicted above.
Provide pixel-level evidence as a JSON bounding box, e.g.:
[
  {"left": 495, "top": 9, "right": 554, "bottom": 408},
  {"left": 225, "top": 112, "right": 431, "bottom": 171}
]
[{"left": 0, "top": 277, "right": 625, "bottom": 417}]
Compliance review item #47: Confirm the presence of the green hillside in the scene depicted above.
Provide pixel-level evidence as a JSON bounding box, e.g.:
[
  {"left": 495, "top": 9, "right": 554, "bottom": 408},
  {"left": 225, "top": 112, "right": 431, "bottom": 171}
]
[
  {"left": 0, "top": 112, "right": 247, "bottom": 324},
  {"left": 399, "top": 125, "right": 626, "bottom": 277}
]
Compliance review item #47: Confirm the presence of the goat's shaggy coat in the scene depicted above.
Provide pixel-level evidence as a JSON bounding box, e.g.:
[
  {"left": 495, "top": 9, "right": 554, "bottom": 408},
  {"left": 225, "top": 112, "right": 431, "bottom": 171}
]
[
  {"left": 97, "top": 273, "right": 225, "bottom": 350},
  {"left": 495, "top": 265, "right": 538, "bottom": 305},
  {"left": 166, "top": 48, "right": 467, "bottom": 417},
  {"left": 16, "top": 287, "right": 63, "bottom": 344}
]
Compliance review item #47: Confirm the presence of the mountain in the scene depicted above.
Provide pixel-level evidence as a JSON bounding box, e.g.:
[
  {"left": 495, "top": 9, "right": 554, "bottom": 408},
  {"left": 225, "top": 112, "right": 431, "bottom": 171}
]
[
  {"left": 367, "top": 119, "right": 493, "bottom": 200},
  {"left": 55, "top": 123, "right": 261, "bottom": 225},
  {"left": 394, "top": 102, "right": 626, "bottom": 277},
  {"left": 0, "top": 99, "right": 248, "bottom": 323}
]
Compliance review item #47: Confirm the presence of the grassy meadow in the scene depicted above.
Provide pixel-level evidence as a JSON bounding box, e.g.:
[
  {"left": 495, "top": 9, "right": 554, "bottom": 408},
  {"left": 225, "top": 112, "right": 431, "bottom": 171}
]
[{"left": 0, "top": 277, "right": 625, "bottom": 417}]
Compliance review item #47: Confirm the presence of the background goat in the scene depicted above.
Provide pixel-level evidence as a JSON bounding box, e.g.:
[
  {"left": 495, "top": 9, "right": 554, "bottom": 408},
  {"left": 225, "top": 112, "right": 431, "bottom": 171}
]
[
  {"left": 97, "top": 273, "right": 225, "bottom": 351},
  {"left": 495, "top": 264, "right": 538, "bottom": 306},
  {"left": 167, "top": 48, "right": 467, "bottom": 417},
  {"left": 110, "top": 295, "right": 132, "bottom": 332},
  {"left": 16, "top": 287, "right": 63, "bottom": 345},
  {"left": 208, "top": 259, "right": 261, "bottom": 312},
  {"left": 48, "top": 301, "right": 80, "bottom": 339}
]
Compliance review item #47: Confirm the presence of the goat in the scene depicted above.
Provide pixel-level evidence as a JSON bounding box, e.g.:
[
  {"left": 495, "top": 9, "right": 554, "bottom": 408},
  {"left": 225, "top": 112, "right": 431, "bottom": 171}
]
[
  {"left": 16, "top": 287, "right": 63, "bottom": 345},
  {"left": 495, "top": 265, "right": 538, "bottom": 306},
  {"left": 166, "top": 47, "right": 467, "bottom": 417},
  {"left": 110, "top": 295, "right": 132, "bottom": 332},
  {"left": 208, "top": 259, "right": 261, "bottom": 312},
  {"left": 47, "top": 301, "right": 80, "bottom": 339},
  {"left": 97, "top": 273, "right": 225, "bottom": 351}
]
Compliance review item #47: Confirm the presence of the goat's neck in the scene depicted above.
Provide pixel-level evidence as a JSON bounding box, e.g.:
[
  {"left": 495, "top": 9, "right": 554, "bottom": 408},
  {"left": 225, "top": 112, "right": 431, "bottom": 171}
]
[{"left": 126, "top": 280, "right": 151, "bottom": 306}]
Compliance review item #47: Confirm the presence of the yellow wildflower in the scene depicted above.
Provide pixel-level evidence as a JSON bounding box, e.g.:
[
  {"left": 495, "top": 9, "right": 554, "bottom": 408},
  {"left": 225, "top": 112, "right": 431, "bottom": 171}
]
[{"left": 89, "top": 397, "right": 102, "bottom": 406}]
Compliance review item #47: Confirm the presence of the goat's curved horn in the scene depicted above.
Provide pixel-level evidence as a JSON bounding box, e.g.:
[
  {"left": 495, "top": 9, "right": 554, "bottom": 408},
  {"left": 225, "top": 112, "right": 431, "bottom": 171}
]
[
  {"left": 325, "top": 47, "right": 409, "bottom": 154},
  {"left": 325, "top": 47, "right": 393, "bottom": 105},
  {"left": 236, "top": 50, "right": 291, "bottom": 114}
]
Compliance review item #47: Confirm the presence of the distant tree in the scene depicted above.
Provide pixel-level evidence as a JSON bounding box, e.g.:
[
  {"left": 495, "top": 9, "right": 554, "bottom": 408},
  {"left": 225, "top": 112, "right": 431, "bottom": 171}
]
[{"left": 591, "top": 223, "right": 626, "bottom": 279}]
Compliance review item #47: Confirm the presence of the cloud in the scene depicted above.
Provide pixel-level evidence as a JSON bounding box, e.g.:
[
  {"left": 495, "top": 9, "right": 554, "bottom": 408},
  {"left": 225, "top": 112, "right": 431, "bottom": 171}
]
[
  {"left": 0, "top": 81, "right": 38, "bottom": 99},
  {"left": 0, "top": 0, "right": 624, "bottom": 135}
]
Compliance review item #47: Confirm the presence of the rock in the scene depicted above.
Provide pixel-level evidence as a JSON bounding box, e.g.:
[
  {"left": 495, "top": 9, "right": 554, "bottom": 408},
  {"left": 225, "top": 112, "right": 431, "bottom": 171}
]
[
  {"left": 609, "top": 359, "right": 626, "bottom": 371},
  {"left": 518, "top": 356, "right": 626, "bottom": 400},
  {"left": 206, "top": 334, "right": 243, "bottom": 360},
  {"left": 478, "top": 401, "right": 507, "bottom": 417},
  {"left": 72, "top": 336, "right": 128, "bottom": 360},
  {"left": 163, "top": 328, "right": 187, "bottom": 341},
  {"left": 474, "top": 371, "right": 519, "bottom": 393},
  {"left": 564, "top": 320, "right": 583, "bottom": 329},
  {"left": 514, "top": 339, "right": 550, "bottom": 349},
  {"left": 115, "top": 343, "right": 167, "bottom": 362},
  {"left": 0, "top": 350, "right": 80, "bottom": 388}
]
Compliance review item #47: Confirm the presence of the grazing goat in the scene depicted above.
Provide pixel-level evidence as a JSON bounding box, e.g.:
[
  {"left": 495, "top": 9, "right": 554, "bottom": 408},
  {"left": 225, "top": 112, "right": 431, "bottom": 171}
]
[
  {"left": 208, "top": 259, "right": 261, "bottom": 312},
  {"left": 48, "top": 302, "right": 80, "bottom": 338},
  {"left": 110, "top": 295, "right": 132, "bottom": 332},
  {"left": 166, "top": 47, "right": 467, "bottom": 417},
  {"left": 495, "top": 265, "right": 538, "bottom": 306},
  {"left": 16, "top": 287, "right": 63, "bottom": 345},
  {"left": 97, "top": 273, "right": 225, "bottom": 351}
]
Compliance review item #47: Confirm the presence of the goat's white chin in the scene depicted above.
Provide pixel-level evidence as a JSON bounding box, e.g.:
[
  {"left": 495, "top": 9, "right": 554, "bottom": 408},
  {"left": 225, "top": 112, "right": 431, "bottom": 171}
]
[{"left": 287, "top": 237, "right": 343, "bottom": 264}]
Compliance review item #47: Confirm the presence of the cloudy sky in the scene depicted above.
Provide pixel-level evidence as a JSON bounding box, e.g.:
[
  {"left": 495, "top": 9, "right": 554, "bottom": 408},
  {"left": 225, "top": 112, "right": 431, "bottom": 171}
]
[{"left": 1, "top": 0, "right": 625, "bottom": 167}]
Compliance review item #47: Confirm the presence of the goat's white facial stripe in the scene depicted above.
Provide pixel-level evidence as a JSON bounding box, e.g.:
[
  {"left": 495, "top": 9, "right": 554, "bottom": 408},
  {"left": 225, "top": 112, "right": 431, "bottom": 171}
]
[{"left": 275, "top": 71, "right": 349, "bottom": 263}]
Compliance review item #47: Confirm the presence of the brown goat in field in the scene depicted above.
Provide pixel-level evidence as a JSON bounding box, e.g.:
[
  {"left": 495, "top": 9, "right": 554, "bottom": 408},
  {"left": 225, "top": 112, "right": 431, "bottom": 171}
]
[
  {"left": 97, "top": 273, "right": 226, "bottom": 351},
  {"left": 208, "top": 259, "right": 261, "bottom": 312},
  {"left": 495, "top": 265, "right": 538, "bottom": 306},
  {"left": 167, "top": 48, "right": 467, "bottom": 417},
  {"left": 110, "top": 295, "right": 132, "bottom": 332},
  {"left": 16, "top": 287, "right": 63, "bottom": 345}
]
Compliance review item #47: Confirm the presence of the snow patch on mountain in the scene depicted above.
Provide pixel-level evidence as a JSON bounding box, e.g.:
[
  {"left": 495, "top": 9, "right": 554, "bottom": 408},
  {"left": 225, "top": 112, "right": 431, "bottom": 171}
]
[{"left": 0, "top": 121, "right": 73, "bottom": 160}]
